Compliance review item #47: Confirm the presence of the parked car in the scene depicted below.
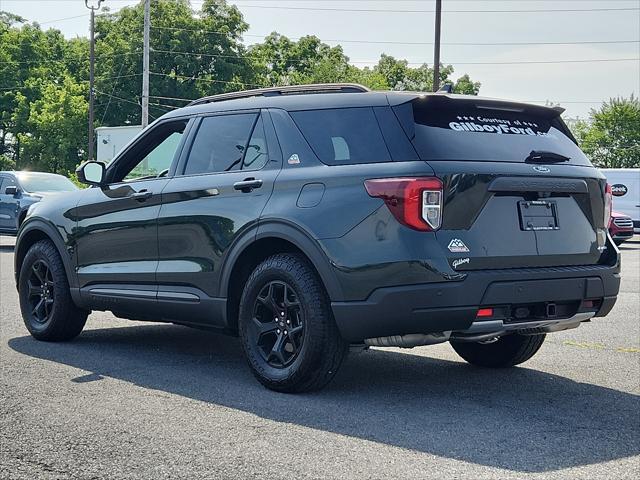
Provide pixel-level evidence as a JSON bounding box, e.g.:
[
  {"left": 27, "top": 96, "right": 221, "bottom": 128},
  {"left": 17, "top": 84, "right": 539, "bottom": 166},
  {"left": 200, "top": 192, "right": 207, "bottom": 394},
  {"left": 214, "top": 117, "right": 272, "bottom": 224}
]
[
  {"left": 609, "top": 211, "right": 634, "bottom": 245},
  {"left": 14, "top": 84, "right": 620, "bottom": 392},
  {"left": 600, "top": 168, "right": 640, "bottom": 233},
  {"left": 0, "top": 171, "right": 78, "bottom": 235}
]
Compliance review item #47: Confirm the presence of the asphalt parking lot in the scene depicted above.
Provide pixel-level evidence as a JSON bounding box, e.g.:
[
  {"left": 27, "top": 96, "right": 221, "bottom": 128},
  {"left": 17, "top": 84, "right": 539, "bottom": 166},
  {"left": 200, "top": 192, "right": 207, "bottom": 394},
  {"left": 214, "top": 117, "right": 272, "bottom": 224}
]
[{"left": 0, "top": 235, "right": 638, "bottom": 479}]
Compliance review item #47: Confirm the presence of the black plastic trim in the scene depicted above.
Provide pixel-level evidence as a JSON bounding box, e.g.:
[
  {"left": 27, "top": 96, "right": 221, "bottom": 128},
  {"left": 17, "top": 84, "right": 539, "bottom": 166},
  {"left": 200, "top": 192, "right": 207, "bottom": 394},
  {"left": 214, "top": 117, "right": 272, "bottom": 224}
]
[{"left": 332, "top": 264, "right": 620, "bottom": 341}]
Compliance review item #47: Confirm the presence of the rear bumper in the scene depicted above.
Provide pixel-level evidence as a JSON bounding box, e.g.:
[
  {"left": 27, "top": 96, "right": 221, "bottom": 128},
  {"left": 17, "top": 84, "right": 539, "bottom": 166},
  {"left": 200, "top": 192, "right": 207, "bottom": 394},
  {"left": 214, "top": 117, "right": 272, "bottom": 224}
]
[{"left": 331, "top": 263, "right": 620, "bottom": 341}]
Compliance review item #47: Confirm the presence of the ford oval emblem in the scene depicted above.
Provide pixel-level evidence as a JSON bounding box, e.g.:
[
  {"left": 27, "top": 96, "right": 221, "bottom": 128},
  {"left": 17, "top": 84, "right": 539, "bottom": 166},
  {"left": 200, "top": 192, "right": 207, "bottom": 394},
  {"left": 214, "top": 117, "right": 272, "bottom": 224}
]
[{"left": 533, "top": 166, "right": 551, "bottom": 173}]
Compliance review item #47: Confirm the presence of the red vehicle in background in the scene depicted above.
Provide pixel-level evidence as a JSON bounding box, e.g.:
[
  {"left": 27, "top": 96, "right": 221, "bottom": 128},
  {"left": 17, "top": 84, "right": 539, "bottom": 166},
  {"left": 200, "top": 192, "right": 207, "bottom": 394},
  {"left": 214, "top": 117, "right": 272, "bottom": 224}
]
[{"left": 609, "top": 211, "right": 634, "bottom": 246}]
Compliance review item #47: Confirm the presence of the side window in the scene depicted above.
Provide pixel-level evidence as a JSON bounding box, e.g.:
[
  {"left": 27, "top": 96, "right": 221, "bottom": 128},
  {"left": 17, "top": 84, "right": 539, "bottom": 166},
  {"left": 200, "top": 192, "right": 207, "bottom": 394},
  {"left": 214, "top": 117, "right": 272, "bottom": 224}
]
[
  {"left": 290, "top": 107, "right": 391, "bottom": 165},
  {"left": 0, "top": 177, "right": 5, "bottom": 191},
  {"left": 184, "top": 113, "right": 258, "bottom": 175},
  {"left": 116, "top": 120, "right": 188, "bottom": 182}
]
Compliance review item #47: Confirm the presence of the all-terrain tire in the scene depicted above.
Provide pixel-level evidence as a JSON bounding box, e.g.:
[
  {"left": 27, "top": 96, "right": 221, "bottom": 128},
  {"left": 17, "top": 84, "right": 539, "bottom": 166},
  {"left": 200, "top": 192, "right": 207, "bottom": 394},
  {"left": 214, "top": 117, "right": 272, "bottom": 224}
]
[
  {"left": 19, "top": 240, "right": 88, "bottom": 341},
  {"left": 450, "top": 333, "right": 546, "bottom": 368},
  {"left": 238, "top": 253, "right": 348, "bottom": 393}
]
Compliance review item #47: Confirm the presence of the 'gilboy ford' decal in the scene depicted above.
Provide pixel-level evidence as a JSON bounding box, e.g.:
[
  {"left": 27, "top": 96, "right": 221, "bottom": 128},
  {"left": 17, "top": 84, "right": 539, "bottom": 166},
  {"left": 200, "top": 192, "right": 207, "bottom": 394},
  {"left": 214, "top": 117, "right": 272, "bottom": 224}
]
[{"left": 448, "top": 116, "right": 548, "bottom": 136}]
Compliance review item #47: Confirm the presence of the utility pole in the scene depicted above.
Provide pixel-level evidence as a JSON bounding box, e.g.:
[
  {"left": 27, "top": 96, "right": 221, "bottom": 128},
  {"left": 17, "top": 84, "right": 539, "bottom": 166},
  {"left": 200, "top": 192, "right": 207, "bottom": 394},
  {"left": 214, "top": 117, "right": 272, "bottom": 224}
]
[
  {"left": 433, "top": 0, "right": 442, "bottom": 92},
  {"left": 85, "top": 0, "right": 104, "bottom": 161},
  {"left": 142, "top": 0, "right": 150, "bottom": 127}
]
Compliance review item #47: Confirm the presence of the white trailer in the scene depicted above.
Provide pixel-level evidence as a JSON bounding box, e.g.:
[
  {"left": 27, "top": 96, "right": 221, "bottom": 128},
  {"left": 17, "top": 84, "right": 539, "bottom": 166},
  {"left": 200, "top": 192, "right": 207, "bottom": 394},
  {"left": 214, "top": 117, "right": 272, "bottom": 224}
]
[{"left": 96, "top": 125, "right": 142, "bottom": 164}]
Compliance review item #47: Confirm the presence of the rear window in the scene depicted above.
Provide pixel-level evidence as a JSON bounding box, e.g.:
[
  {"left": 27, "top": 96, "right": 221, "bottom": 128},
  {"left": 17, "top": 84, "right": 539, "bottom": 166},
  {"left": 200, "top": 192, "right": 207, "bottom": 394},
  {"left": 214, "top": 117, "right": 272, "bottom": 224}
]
[
  {"left": 394, "top": 98, "right": 591, "bottom": 165},
  {"left": 290, "top": 107, "right": 391, "bottom": 165}
]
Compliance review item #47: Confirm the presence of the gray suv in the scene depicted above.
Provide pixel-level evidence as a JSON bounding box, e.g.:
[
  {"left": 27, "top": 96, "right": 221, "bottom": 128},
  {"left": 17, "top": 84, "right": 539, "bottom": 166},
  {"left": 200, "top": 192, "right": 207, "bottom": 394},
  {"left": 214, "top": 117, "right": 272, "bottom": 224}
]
[{"left": 0, "top": 171, "right": 77, "bottom": 235}]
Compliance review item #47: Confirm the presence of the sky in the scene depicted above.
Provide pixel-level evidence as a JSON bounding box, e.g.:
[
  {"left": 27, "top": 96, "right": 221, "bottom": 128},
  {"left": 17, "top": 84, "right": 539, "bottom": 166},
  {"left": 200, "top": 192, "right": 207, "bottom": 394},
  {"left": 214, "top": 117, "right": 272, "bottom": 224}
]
[{"left": 1, "top": 0, "right": 639, "bottom": 119}]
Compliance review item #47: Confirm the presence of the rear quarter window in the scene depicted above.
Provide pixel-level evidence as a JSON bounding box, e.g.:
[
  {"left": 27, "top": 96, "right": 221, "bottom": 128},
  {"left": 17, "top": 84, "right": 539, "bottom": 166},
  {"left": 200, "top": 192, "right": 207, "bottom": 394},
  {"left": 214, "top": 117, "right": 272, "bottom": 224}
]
[{"left": 290, "top": 107, "right": 391, "bottom": 165}]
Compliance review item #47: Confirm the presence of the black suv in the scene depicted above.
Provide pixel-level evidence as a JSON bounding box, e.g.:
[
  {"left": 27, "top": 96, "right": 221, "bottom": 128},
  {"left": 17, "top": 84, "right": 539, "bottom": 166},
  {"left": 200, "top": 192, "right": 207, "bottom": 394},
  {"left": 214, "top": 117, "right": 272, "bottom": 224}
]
[{"left": 15, "top": 84, "right": 620, "bottom": 392}]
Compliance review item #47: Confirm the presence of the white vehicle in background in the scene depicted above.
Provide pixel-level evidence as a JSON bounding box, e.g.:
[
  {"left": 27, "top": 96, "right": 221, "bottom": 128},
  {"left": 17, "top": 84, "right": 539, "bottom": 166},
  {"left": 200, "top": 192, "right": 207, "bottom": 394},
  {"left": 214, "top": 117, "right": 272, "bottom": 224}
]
[{"left": 600, "top": 168, "right": 640, "bottom": 233}]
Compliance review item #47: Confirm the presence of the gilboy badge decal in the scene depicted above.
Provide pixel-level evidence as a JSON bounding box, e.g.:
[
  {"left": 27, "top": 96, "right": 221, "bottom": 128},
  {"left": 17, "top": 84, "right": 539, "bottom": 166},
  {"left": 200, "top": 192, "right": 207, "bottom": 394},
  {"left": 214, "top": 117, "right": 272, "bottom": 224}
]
[
  {"left": 452, "top": 257, "right": 470, "bottom": 269},
  {"left": 448, "top": 238, "right": 469, "bottom": 253}
]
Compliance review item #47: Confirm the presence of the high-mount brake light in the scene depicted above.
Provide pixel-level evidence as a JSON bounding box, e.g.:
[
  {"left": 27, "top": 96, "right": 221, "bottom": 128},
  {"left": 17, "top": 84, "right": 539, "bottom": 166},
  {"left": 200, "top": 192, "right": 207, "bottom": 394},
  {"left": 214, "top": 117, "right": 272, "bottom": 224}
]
[
  {"left": 364, "top": 177, "right": 443, "bottom": 231},
  {"left": 604, "top": 183, "right": 613, "bottom": 227}
]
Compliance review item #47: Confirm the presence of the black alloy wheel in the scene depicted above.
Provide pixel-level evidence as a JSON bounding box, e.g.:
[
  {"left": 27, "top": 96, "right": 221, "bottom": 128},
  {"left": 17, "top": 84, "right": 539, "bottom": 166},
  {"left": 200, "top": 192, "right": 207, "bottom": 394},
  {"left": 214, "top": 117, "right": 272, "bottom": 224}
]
[
  {"left": 19, "top": 239, "right": 88, "bottom": 341},
  {"left": 26, "top": 259, "right": 56, "bottom": 324},
  {"left": 238, "top": 253, "right": 348, "bottom": 392},
  {"left": 249, "top": 280, "right": 305, "bottom": 368}
]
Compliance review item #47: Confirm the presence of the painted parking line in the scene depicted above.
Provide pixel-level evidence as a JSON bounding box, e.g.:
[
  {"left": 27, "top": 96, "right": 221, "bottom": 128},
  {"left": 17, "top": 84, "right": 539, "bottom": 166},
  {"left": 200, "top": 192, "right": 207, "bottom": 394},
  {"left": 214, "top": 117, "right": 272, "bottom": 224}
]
[{"left": 561, "top": 340, "right": 640, "bottom": 353}]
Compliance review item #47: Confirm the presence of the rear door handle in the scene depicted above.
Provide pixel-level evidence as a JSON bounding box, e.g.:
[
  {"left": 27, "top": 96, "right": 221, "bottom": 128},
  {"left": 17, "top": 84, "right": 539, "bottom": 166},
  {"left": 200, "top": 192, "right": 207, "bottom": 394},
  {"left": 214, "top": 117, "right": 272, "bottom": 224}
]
[
  {"left": 233, "top": 178, "right": 263, "bottom": 192},
  {"left": 131, "top": 190, "right": 153, "bottom": 201}
]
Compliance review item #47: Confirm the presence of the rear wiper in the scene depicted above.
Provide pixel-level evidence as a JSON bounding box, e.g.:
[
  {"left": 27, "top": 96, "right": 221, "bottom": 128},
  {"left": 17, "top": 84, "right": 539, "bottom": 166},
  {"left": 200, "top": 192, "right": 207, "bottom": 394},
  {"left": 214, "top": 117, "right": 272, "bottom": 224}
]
[{"left": 525, "top": 150, "right": 570, "bottom": 163}]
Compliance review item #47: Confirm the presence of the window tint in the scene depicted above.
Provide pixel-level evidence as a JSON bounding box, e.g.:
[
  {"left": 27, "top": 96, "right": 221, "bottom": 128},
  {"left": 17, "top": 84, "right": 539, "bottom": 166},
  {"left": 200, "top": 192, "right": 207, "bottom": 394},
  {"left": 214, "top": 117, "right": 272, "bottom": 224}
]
[
  {"left": 122, "top": 120, "right": 187, "bottom": 182},
  {"left": 184, "top": 113, "right": 258, "bottom": 175},
  {"left": 393, "top": 98, "right": 590, "bottom": 165},
  {"left": 290, "top": 108, "right": 391, "bottom": 165}
]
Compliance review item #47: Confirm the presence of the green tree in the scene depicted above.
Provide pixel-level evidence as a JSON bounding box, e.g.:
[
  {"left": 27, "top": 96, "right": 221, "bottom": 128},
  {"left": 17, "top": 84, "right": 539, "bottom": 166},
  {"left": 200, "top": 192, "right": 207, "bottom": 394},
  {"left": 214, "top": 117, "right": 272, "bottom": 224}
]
[
  {"left": 14, "top": 76, "right": 88, "bottom": 173},
  {"left": 572, "top": 96, "right": 640, "bottom": 168},
  {"left": 0, "top": 13, "right": 86, "bottom": 169},
  {"left": 373, "top": 54, "right": 480, "bottom": 94},
  {"left": 95, "top": 0, "right": 251, "bottom": 125}
]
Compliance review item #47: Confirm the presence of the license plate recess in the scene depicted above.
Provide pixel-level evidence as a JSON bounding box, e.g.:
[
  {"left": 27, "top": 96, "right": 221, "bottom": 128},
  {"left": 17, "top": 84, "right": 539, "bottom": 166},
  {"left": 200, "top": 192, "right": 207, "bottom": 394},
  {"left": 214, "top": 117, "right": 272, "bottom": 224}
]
[{"left": 518, "top": 200, "right": 559, "bottom": 231}]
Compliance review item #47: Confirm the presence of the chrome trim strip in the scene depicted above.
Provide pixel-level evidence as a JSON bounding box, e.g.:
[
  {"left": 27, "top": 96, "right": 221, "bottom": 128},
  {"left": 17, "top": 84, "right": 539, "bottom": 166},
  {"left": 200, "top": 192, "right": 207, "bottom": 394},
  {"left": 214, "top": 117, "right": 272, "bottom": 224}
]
[{"left": 460, "top": 312, "right": 595, "bottom": 334}]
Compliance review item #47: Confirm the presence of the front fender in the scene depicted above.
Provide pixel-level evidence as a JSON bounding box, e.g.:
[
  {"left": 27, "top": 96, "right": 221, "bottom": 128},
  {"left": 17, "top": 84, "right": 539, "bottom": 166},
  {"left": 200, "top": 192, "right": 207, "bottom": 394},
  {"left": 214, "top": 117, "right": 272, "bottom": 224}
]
[{"left": 15, "top": 217, "right": 78, "bottom": 290}]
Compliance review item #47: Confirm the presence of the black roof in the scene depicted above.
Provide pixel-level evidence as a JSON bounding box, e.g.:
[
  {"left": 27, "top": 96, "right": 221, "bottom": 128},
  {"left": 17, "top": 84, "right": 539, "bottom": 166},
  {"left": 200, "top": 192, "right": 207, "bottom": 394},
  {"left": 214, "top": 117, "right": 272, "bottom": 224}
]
[{"left": 162, "top": 83, "right": 563, "bottom": 121}]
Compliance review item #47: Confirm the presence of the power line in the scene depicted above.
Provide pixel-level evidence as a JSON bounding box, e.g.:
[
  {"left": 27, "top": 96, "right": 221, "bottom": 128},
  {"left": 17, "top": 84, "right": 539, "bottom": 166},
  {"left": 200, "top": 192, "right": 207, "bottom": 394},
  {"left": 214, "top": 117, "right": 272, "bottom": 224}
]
[
  {"left": 444, "top": 58, "right": 639, "bottom": 65},
  {"left": 0, "top": 51, "right": 140, "bottom": 66},
  {"left": 149, "top": 71, "right": 264, "bottom": 88},
  {"left": 94, "top": 89, "right": 139, "bottom": 107},
  {"left": 94, "top": 88, "right": 159, "bottom": 119},
  {"left": 150, "top": 26, "right": 640, "bottom": 47},
  {"left": 37, "top": 14, "right": 90, "bottom": 25},
  {"left": 149, "top": 102, "right": 179, "bottom": 110},
  {"left": 151, "top": 49, "right": 640, "bottom": 67},
  {"left": 149, "top": 95, "right": 193, "bottom": 102},
  {"left": 196, "top": 3, "right": 640, "bottom": 14}
]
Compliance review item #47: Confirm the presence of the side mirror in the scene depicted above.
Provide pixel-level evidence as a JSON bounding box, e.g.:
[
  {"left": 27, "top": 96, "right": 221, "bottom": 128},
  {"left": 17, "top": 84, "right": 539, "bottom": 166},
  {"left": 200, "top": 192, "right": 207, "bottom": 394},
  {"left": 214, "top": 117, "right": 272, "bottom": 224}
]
[
  {"left": 76, "top": 161, "right": 106, "bottom": 186},
  {"left": 5, "top": 185, "right": 18, "bottom": 196}
]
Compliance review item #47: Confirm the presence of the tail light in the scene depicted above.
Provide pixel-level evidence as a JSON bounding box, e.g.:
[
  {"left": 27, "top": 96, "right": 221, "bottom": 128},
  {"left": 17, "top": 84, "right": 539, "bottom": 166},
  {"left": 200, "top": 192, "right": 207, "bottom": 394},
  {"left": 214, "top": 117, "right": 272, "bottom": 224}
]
[
  {"left": 364, "top": 177, "right": 443, "bottom": 231},
  {"left": 604, "top": 183, "right": 612, "bottom": 227}
]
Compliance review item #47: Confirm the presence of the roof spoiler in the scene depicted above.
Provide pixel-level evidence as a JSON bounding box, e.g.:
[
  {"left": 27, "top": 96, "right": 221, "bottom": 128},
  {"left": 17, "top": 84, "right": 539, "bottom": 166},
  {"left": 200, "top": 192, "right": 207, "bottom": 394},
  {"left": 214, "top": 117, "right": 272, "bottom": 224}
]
[{"left": 391, "top": 93, "right": 566, "bottom": 119}]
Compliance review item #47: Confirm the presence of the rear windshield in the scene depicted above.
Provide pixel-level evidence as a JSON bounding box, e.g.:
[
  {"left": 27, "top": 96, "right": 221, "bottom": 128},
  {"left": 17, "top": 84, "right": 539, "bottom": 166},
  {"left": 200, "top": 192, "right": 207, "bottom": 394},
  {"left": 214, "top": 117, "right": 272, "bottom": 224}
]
[
  {"left": 393, "top": 98, "right": 591, "bottom": 165},
  {"left": 290, "top": 107, "right": 391, "bottom": 165}
]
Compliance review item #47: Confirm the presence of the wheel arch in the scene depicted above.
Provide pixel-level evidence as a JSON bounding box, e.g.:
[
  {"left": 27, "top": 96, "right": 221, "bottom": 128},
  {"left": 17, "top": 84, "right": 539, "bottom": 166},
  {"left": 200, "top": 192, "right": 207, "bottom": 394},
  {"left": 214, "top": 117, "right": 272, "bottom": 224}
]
[
  {"left": 14, "top": 219, "right": 77, "bottom": 291},
  {"left": 221, "top": 220, "right": 343, "bottom": 332}
]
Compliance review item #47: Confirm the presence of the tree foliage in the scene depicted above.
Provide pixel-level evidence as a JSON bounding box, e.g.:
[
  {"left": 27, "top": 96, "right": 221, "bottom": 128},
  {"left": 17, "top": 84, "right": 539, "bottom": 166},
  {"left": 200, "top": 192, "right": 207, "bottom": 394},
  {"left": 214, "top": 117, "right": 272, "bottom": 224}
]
[
  {"left": 1, "top": 0, "right": 482, "bottom": 176},
  {"left": 572, "top": 96, "right": 640, "bottom": 168}
]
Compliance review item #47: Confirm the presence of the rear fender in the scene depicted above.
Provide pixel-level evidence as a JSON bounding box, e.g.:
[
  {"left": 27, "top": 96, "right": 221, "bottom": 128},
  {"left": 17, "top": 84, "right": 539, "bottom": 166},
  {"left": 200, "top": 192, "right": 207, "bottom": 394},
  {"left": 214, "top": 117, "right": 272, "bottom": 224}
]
[{"left": 219, "top": 220, "right": 344, "bottom": 302}]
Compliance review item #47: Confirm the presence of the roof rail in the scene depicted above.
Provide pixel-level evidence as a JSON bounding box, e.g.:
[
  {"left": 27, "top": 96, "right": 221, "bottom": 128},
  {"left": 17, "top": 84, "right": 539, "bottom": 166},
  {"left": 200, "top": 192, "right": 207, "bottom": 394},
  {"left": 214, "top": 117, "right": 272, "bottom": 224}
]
[{"left": 188, "top": 83, "right": 370, "bottom": 106}]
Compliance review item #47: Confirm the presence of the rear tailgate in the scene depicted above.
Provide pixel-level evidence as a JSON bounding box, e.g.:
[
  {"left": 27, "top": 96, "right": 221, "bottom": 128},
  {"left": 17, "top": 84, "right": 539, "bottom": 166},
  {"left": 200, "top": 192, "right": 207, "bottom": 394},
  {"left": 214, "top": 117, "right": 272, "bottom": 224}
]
[{"left": 392, "top": 95, "right": 610, "bottom": 271}]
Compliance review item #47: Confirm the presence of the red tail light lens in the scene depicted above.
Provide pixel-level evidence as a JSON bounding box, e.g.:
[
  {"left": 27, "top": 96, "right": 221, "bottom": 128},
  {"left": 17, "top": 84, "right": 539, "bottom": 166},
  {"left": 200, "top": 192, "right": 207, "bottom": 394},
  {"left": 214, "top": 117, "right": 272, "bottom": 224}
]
[
  {"left": 364, "top": 177, "right": 443, "bottom": 231},
  {"left": 604, "top": 183, "right": 612, "bottom": 228}
]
